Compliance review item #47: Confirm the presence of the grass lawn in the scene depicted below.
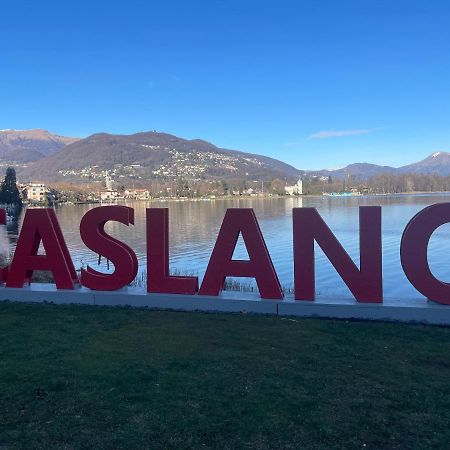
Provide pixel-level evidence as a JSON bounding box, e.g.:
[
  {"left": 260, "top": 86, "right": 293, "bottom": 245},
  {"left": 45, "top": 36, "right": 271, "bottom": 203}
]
[{"left": 0, "top": 302, "right": 449, "bottom": 449}]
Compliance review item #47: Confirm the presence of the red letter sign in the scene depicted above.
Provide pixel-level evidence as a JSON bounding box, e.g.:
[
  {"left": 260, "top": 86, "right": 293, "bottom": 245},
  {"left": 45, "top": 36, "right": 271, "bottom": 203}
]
[
  {"left": 80, "top": 206, "right": 138, "bottom": 291},
  {"left": 293, "top": 206, "right": 382, "bottom": 302},
  {"left": 199, "top": 208, "right": 283, "bottom": 299},
  {"left": 146, "top": 208, "right": 198, "bottom": 294},
  {"left": 401, "top": 202, "right": 450, "bottom": 305},
  {"left": 0, "top": 209, "right": 9, "bottom": 284},
  {"left": 6, "top": 209, "right": 78, "bottom": 289}
]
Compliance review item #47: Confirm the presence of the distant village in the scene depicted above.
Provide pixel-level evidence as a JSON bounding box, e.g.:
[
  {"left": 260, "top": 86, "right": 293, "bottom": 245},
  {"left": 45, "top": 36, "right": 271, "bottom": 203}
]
[
  {"left": 18, "top": 174, "right": 309, "bottom": 205},
  {"left": 16, "top": 171, "right": 393, "bottom": 205},
  {"left": 4, "top": 130, "right": 450, "bottom": 207},
  {"left": 18, "top": 168, "right": 450, "bottom": 205}
]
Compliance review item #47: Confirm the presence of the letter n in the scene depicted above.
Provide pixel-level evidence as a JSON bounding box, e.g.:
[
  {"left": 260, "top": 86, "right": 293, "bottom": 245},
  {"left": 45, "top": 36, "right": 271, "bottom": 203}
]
[{"left": 293, "top": 206, "right": 382, "bottom": 302}]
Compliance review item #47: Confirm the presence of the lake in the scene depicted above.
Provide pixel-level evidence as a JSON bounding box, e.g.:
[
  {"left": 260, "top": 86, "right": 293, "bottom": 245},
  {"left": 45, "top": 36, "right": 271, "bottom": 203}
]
[{"left": 2, "top": 194, "right": 450, "bottom": 300}]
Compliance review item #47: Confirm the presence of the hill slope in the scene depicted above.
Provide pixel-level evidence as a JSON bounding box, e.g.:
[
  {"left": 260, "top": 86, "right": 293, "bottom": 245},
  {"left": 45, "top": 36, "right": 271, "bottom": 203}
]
[
  {"left": 305, "top": 163, "right": 397, "bottom": 180},
  {"left": 0, "top": 129, "right": 79, "bottom": 163},
  {"left": 10, "top": 129, "right": 450, "bottom": 183},
  {"left": 19, "top": 131, "right": 300, "bottom": 182},
  {"left": 304, "top": 152, "right": 450, "bottom": 180},
  {"left": 398, "top": 152, "right": 450, "bottom": 176}
]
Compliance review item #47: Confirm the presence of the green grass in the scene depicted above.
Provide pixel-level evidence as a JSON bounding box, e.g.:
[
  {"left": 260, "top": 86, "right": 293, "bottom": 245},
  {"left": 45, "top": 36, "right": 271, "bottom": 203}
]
[{"left": 0, "top": 303, "right": 449, "bottom": 449}]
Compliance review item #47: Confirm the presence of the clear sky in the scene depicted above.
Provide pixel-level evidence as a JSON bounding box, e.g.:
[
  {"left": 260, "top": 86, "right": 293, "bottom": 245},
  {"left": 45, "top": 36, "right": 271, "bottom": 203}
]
[{"left": 1, "top": 0, "right": 449, "bottom": 170}]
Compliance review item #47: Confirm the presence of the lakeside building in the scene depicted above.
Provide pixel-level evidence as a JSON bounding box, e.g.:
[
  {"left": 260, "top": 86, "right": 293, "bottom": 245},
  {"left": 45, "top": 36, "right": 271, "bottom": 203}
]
[
  {"left": 323, "top": 186, "right": 370, "bottom": 196},
  {"left": 285, "top": 179, "right": 303, "bottom": 195},
  {"left": 99, "top": 172, "right": 122, "bottom": 201},
  {"left": 105, "top": 173, "right": 113, "bottom": 191},
  {"left": 346, "top": 186, "right": 370, "bottom": 195},
  {"left": 23, "top": 183, "right": 47, "bottom": 202},
  {"left": 124, "top": 189, "right": 151, "bottom": 200},
  {"left": 100, "top": 189, "right": 120, "bottom": 201}
]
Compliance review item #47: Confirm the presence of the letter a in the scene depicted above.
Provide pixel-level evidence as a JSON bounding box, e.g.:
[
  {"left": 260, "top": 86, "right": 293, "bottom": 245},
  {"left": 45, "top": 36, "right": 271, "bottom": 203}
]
[
  {"left": 199, "top": 208, "right": 282, "bottom": 299},
  {"left": 7, "top": 209, "right": 78, "bottom": 289}
]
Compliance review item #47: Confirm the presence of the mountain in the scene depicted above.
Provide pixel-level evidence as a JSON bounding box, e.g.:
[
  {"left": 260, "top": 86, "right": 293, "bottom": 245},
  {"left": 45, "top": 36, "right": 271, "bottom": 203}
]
[
  {"left": 304, "top": 152, "right": 450, "bottom": 180},
  {"left": 0, "top": 129, "right": 79, "bottom": 163},
  {"left": 305, "top": 163, "right": 397, "bottom": 180},
  {"left": 398, "top": 152, "right": 450, "bottom": 176},
  {"left": 19, "top": 131, "right": 300, "bottom": 183},
  {"left": 10, "top": 128, "right": 450, "bottom": 184}
]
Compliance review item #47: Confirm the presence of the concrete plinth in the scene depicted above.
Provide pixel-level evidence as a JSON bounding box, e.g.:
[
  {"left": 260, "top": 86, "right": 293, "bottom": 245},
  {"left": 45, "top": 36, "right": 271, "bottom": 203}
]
[{"left": 1, "top": 284, "right": 450, "bottom": 325}]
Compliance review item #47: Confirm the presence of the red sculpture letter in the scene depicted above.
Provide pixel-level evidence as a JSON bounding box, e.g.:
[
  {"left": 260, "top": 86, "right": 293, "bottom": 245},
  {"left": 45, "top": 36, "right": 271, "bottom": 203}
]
[
  {"left": 0, "top": 209, "right": 9, "bottom": 284},
  {"left": 401, "top": 202, "right": 450, "bottom": 305},
  {"left": 199, "top": 208, "right": 283, "bottom": 299},
  {"left": 146, "top": 208, "right": 198, "bottom": 294},
  {"left": 80, "top": 206, "right": 138, "bottom": 291},
  {"left": 6, "top": 209, "right": 78, "bottom": 289},
  {"left": 293, "top": 206, "right": 382, "bottom": 302}
]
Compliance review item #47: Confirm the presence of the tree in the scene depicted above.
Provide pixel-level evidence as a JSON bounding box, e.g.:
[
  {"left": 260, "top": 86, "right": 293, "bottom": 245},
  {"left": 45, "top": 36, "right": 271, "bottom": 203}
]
[
  {"left": 270, "top": 179, "right": 286, "bottom": 195},
  {"left": 221, "top": 180, "right": 229, "bottom": 195},
  {"left": 0, "top": 167, "right": 22, "bottom": 205}
]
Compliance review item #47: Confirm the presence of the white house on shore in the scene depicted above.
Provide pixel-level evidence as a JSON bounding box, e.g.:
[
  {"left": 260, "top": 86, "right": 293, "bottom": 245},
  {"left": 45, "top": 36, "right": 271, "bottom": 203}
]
[
  {"left": 24, "top": 183, "right": 47, "bottom": 202},
  {"left": 124, "top": 189, "right": 151, "bottom": 200},
  {"left": 285, "top": 179, "right": 303, "bottom": 196},
  {"left": 100, "top": 189, "right": 120, "bottom": 201}
]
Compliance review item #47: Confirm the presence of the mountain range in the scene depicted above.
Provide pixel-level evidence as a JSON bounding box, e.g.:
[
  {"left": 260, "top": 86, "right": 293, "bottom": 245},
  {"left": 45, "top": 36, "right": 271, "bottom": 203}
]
[
  {"left": 1, "top": 129, "right": 449, "bottom": 183},
  {"left": 303, "top": 152, "right": 450, "bottom": 180},
  {"left": 0, "top": 129, "right": 79, "bottom": 163},
  {"left": 14, "top": 130, "right": 300, "bottom": 183}
]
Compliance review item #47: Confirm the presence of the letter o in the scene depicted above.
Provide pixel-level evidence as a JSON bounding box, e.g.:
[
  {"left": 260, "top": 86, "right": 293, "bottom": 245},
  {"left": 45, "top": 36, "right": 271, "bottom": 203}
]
[{"left": 401, "top": 203, "right": 450, "bottom": 304}]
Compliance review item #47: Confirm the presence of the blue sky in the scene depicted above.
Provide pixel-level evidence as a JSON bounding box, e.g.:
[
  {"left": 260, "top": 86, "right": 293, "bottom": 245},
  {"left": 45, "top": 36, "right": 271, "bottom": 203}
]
[{"left": 1, "top": 0, "right": 449, "bottom": 170}]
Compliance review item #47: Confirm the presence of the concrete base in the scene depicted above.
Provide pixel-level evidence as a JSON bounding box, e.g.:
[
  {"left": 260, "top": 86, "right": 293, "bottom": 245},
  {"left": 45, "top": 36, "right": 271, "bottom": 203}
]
[{"left": 1, "top": 284, "right": 450, "bottom": 325}]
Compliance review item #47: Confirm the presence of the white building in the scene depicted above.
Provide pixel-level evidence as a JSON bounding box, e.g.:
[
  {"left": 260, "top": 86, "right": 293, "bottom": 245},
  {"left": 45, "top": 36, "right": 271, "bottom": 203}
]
[
  {"left": 105, "top": 173, "right": 113, "bottom": 190},
  {"left": 285, "top": 179, "right": 303, "bottom": 196},
  {"left": 26, "top": 183, "right": 47, "bottom": 202},
  {"left": 100, "top": 189, "right": 120, "bottom": 201},
  {"left": 124, "top": 189, "right": 151, "bottom": 200}
]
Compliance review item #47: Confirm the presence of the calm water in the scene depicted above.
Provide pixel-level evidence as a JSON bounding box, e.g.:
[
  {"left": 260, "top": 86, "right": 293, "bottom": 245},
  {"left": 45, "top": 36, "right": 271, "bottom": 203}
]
[{"left": 2, "top": 194, "right": 450, "bottom": 300}]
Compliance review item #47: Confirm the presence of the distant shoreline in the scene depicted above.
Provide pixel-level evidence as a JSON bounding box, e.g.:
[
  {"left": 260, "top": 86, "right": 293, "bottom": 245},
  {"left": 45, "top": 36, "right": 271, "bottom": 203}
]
[{"left": 48, "top": 190, "right": 450, "bottom": 207}]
